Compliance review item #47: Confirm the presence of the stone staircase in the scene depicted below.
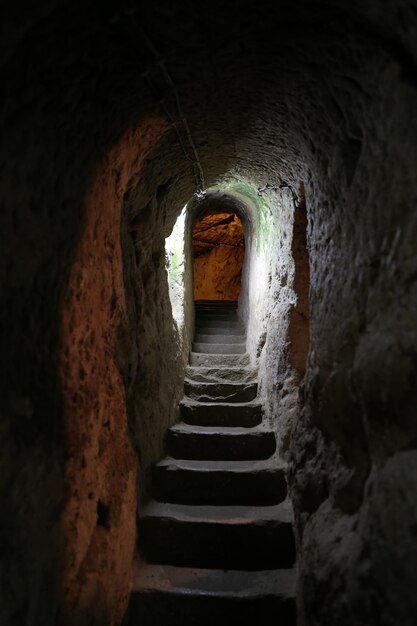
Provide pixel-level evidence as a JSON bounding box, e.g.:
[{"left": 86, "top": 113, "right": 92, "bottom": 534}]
[{"left": 128, "top": 301, "right": 296, "bottom": 625}]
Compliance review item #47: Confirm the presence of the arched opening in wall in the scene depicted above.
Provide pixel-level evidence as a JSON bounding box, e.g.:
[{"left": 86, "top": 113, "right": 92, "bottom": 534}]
[
  {"left": 165, "top": 190, "right": 254, "bottom": 365},
  {"left": 192, "top": 211, "right": 245, "bottom": 303}
]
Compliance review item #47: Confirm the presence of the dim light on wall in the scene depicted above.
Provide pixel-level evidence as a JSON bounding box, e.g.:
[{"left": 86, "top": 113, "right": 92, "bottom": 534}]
[{"left": 165, "top": 205, "right": 188, "bottom": 329}]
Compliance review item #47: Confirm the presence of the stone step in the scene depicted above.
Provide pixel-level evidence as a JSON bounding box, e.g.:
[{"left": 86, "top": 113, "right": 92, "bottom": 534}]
[
  {"left": 195, "top": 299, "right": 237, "bottom": 305},
  {"left": 196, "top": 304, "right": 237, "bottom": 309},
  {"left": 184, "top": 380, "right": 257, "bottom": 403},
  {"left": 194, "top": 318, "right": 243, "bottom": 329},
  {"left": 196, "top": 308, "right": 238, "bottom": 314},
  {"left": 196, "top": 325, "right": 244, "bottom": 335},
  {"left": 186, "top": 365, "right": 257, "bottom": 383},
  {"left": 197, "top": 309, "right": 238, "bottom": 316},
  {"left": 151, "top": 455, "right": 288, "bottom": 505},
  {"left": 129, "top": 559, "right": 296, "bottom": 625},
  {"left": 196, "top": 318, "right": 239, "bottom": 326},
  {"left": 193, "top": 342, "right": 246, "bottom": 354},
  {"left": 189, "top": 352, "right": 250, "bottom": 367},
  {"left": 180, "top": 398, "right": 262, "bottom": 427},
  {"left": 195, "top": 302, "right": 237, "bottom": 312},
  {"left": 140, "top": 500, "right": 295, "bottom": 570},
  {"left": 195, "top": 333, "right": 246, "bottom": 344},
  {"left": 166, "top": 423, "right": 276, "bottom": 460}
]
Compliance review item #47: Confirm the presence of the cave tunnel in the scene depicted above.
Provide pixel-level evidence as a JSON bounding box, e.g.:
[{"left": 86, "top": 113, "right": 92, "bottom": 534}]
[{"left": 1, "top": 1, "right": 417, "bottom": 625}]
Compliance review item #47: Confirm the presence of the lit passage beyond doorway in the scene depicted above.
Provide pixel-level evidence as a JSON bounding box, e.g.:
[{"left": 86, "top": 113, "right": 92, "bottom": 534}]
[{"left": 192, "top": 211, "right": 245, "bottom": 301}]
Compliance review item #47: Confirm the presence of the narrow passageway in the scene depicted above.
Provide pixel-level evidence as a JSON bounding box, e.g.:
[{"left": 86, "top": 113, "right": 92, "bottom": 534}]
[
  {"left": 129, "top": 301, "right": 295, "bottom": 623},
  {"left": 1, "top": 2, "right": 416, "bottom": 626}
]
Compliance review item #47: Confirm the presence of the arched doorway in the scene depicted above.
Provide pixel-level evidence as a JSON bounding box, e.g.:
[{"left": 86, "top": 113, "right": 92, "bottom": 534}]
[{"left": 192, "top": 210, "right": 245, "bottom": 302}]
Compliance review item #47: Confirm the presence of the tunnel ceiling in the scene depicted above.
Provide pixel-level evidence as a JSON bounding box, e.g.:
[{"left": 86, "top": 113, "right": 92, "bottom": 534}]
[{"left": 3, "top": 0, "right": 416, "bottom": 229}]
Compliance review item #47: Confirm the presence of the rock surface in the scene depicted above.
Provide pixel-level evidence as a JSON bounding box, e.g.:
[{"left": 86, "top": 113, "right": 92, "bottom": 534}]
[
  {"left": 0, "top": 1, "right": 416, "bottom": 625},
  {"left": 193, "top": 212, "right": 245, "bottom": 301}
]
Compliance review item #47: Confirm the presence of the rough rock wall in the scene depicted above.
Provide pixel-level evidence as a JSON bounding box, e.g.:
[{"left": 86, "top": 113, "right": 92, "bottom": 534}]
[
  {"left": 165, "top": 206, "right": 195, "bottom": 363},
  {"left": 1, "top": 1, "right": 417, "bottom": 625},
  {"left": 248, "top": 189, "right": 297, "bottom": 443},
  {"left": 0, "top": 12, "right": 190, "bottom": 615},
  {"left": 193, "top": 212, "right": 244, "bottom": 301},
  {"left": 278, "top": 190, "right": 311, "bottom": 455},
  {"left": 289, "top": 59, "right": 417, "bottom": 626},
  {"left": 59, "top": 121, "right": 170, "bottom": 624},
  {"left": 288, "top": 187, "right": 310, "bottom": 385},
  {"left": 121, "top": 156, "right": 190, "bottom": 507},
  {"left": 0, "top": 110, "right": 171, "bottom": 625},
  {"left": 0, "top": 6, "right": 198, "bottom": 623}
]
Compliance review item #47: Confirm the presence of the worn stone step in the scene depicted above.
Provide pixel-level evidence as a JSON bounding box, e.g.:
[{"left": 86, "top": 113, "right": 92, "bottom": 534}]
[
  {"left": 166, "top": 423, "right": 275, "bottom": 460},
  {"left": 186, "top": 365, "right": 257, "bottom": 383},
  {"left": 184, "top": 380, "right": 257, "bottom": 403},
  {"left": 189, "top": 352, "right": 250, "bottom": 367},
  {"left": 195, "top": 333, "right": 246, "bottom": 344},
  {"left": 196, "top": 302, "right": 237, "bottom": 311},
  {"left": 197, "top": 310, "right": 239, "bottom": 318},
  {"left": 195, "top": 299, "right": 237, "bottom": 305},
  {"left": 151, "top": 455, "right": 288, "bottom": 505},
  {"left": 196, "top": 325, "right": 245, "bottom": 335},
  {"left": 194, "top": 318, "right": 243, "bottom": 329},
  {"left": 129, "top": 559, "right": 296, "bottom": 625},
  {"left": 180, "top": 398, "right": 262, "bottom": 427},
  {"left": 193, "top": 342, "right": 246, "bottom": 354},
  {"left": 196, "top": 301, "right": 237, "bottom": 306},
  {"left": 195, "top": 307, "right": 237, "bottom": 317},
  {"left": 140, "top": 500, "right": 295, "bottom": 570},
  {"left": 195, "top": 315, "right": 242, "bottom": 326}
]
